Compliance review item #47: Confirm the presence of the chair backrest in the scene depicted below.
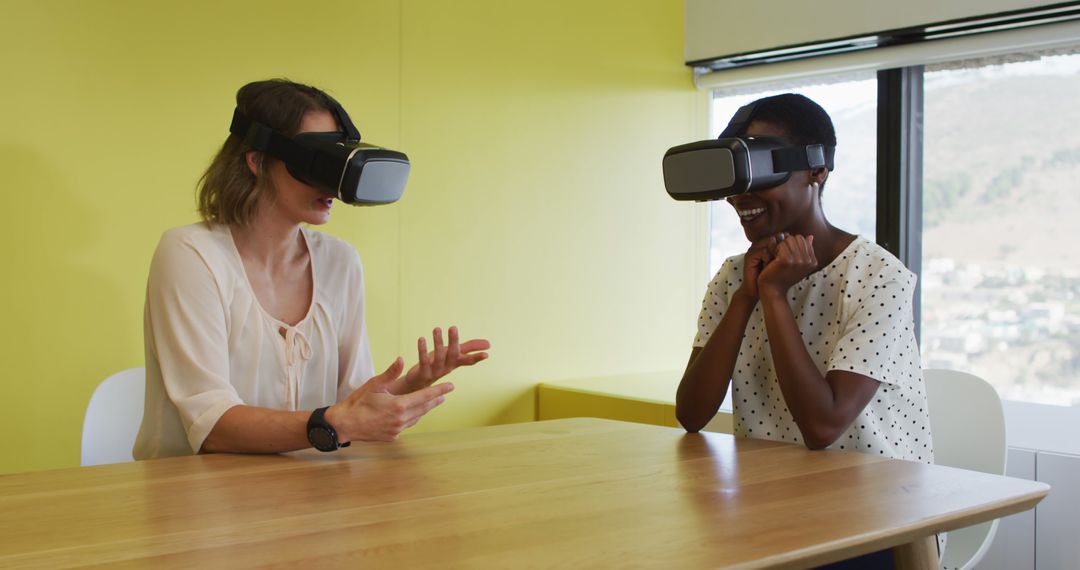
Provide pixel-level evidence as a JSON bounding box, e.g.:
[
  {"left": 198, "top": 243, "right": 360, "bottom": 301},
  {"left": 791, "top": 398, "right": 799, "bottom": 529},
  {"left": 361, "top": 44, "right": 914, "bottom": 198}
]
[
  {"left": 81, "top": 367, "right": 146, "bottom": 466},
  {"left": 923, "top": 368, "right": 1007, "bottom": 570}
]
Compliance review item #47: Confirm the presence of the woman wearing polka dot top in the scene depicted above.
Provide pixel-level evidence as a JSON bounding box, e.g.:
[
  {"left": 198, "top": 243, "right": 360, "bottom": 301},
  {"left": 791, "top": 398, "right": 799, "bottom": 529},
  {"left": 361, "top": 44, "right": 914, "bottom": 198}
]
[
  {"left": 677, "top": 93, "right": 938, "bottom": 568},
  {"left": 676, "top": 94, "right": 934, "bottom": 466}
]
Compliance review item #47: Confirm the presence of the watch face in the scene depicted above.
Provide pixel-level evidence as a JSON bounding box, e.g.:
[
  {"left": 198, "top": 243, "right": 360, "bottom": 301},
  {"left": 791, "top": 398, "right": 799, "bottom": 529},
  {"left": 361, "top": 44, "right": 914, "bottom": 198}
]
[{"left": 308, "top": 427, "right": 337, "bottom": 452}]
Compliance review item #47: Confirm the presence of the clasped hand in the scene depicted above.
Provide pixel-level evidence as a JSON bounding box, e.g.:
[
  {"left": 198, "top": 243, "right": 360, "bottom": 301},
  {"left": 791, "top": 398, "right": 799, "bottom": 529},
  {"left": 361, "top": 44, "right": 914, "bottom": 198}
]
[
  {"left": 327, "top": 326, "right": 490, "bottom": 442},
  {"left": 739, "top": 233, "right": 818, "bottom": 300}
]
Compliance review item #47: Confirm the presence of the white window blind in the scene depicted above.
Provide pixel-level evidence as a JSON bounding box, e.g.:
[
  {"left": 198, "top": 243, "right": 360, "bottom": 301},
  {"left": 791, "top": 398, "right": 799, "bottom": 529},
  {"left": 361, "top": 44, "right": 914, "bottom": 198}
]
[{"left": 694, "top": 18, "right": 1080, "bottom": 91}]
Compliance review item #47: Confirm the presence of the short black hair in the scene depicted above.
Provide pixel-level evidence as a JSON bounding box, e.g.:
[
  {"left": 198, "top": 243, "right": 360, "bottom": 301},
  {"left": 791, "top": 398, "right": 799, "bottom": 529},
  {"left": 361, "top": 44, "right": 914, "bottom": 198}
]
[{"left": 736, "top": 93, "right": 836, "bottom": 148}]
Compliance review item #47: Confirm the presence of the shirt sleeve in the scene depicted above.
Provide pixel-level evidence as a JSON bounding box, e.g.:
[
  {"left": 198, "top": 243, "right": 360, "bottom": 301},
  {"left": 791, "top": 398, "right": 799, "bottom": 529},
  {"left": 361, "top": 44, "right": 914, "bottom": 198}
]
[
  {"left": 826, "top": 267, "right": 919, "bottom": 387},
  {"left": 145, "top": 232, "right": 243, "bottom": 453},
  {"left": 693, "top": 255, "right": 744, "bottom": 348},
  {"left": 336, "top": 246, "right": 376, "bottom": 400}
]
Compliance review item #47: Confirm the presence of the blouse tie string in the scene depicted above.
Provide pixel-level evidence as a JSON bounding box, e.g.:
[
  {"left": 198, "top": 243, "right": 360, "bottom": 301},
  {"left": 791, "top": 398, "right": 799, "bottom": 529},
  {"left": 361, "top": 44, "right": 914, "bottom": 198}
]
[
  {"left": 282, "top": 325, "right": 313, "bottom": 408},
  {"left": 283, "top": 326, "right": 313, "bottom": 366}
]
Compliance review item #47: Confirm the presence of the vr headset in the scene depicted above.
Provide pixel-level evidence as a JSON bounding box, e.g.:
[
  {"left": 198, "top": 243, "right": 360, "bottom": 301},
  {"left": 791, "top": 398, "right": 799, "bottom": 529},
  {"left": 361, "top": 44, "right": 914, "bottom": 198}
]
[
  {"left": 662, "top": 100, "right": 834, "bottom": 202},
  {"left": 229, "top": 97, "right": 409, "bottom": 206}
]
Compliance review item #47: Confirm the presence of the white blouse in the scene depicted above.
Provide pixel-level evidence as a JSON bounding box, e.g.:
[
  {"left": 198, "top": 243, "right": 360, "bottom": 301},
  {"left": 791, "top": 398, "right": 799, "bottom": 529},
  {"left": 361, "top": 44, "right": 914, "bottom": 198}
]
[
  {"left": 694, "top": 237, "right": 934, "bottom": 463},
  {"left": 133, "top": 223, "right": 374, "bottom": 459}
]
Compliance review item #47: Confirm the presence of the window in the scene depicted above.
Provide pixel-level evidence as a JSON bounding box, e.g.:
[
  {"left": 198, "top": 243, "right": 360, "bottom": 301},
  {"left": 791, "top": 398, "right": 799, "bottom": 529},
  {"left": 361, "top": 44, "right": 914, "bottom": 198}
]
[
  {"left": 708, "top": 75, "right": 878, "bottom": 276},
  {"left": 704, "top": 50, "right": 1080, "bottom": 415},
  {"left": 694, "top": 13, "right": 1080, "bottom": 451},
  {"left": 921, "top": 51, "right": 1080, "bottom": 406}
]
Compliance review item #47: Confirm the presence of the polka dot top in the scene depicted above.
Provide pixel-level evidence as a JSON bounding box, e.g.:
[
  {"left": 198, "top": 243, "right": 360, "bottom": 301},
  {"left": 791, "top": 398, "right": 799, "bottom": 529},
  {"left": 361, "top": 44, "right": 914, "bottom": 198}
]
[{"left": 693, "top": 236, "right": 934, "bottom": 464}]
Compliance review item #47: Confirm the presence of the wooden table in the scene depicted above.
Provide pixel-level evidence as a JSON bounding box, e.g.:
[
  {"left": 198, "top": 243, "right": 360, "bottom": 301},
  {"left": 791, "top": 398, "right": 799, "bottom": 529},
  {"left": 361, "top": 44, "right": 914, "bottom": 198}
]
[{"left": 0, "top": 419, "right": 1049, "bottom": 569}]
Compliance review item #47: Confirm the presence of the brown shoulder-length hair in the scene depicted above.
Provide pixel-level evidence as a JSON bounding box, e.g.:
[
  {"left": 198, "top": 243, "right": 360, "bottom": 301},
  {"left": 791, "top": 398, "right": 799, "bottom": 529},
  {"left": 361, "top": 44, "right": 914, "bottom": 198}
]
[{"left": 197, "top": 79, "right": 338, "bottom": 226}]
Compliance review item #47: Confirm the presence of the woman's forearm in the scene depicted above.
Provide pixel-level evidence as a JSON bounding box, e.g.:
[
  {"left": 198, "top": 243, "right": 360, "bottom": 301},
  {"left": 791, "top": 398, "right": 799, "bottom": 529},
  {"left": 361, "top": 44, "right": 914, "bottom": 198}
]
[
  {"left": 200, "top": 405, "right": 312, "bottom": 454},
  {"left": 676, "top": 293, "right": 757, "bottom": 432},
  {"left": 759, "top": 290, "right": 844, "bottom": 448}
]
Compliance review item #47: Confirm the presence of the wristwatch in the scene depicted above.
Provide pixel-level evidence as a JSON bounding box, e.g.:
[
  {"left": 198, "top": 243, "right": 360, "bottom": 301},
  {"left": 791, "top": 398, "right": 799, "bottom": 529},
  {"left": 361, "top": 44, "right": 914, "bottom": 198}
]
[{"left": 307, "top": 406, "right": 350, "bottom": 452}]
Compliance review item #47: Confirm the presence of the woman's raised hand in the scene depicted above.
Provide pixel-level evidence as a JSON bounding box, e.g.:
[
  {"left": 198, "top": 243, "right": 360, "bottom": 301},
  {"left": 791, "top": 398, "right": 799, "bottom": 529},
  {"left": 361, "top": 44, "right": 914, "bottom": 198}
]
[
  {"left": 736, "top": 233, "right": 784, "bottom": 302},
  {"left": 326, "top": 357, "right": 455, "bottom": 442},
  {"left": 394, "top": 326, "right": 490, "bottom": 395},
  {"left": 758, "top": 233, "right": 818, "bottom": 297}
]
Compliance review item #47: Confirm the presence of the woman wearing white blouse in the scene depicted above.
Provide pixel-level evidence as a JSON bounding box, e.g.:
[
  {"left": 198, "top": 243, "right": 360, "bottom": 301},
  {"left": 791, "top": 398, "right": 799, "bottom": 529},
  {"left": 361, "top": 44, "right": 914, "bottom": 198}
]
[{"left": 134, "top": 79, "right": 489, "bottom": 459}]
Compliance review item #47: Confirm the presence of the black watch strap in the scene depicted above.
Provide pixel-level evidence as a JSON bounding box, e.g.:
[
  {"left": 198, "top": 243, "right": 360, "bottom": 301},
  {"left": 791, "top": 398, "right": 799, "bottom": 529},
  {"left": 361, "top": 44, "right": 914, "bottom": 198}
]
[{"left": 307, "top": 406, "right": 351, "bottom": 452}]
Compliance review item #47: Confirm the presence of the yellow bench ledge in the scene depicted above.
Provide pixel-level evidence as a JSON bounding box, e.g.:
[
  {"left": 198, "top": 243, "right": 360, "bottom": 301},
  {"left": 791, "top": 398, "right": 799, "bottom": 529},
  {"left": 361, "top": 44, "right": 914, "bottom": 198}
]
[{"left": 537, "top": 371, "right": 733, "bottom": 434}]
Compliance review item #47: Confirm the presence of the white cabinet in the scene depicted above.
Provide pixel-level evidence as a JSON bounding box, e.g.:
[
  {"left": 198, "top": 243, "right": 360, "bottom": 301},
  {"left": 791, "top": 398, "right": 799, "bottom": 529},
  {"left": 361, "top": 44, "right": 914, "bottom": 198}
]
[
  {"left": 979, "top": 448, "right": 1036, "bottom": 570},
  {"left": 1035, "top": 452, "right": 1080, "bottom": 570},
  {"left": 974, "top": 448, "right": 1080, "bottom": 570}
]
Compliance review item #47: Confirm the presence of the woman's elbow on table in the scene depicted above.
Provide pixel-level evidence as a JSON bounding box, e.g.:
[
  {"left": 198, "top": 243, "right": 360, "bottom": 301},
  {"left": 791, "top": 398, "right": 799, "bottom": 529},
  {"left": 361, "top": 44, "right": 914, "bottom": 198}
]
[
  {"left": 676, "top": 406, "right": 710, "bottom": 434},
  {"left": 799, "top": 423, "right": 846, "bottom": 450}
]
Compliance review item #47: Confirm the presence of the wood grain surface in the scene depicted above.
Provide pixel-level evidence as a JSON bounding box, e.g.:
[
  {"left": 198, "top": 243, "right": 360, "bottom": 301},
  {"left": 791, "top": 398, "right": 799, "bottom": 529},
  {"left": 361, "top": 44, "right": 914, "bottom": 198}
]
[{"left": 0, "top": 418, "right": 1048, "bottom": 569}]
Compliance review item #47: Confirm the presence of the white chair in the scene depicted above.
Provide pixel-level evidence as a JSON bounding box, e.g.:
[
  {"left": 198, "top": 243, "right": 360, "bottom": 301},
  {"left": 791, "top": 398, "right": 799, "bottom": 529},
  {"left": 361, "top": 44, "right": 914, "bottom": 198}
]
[
  {"left": 81, "top": 367, "right": 146, "bottom": 466},
  {"left": 923, "top": 368, "right": 1008, "bottom": 570}
]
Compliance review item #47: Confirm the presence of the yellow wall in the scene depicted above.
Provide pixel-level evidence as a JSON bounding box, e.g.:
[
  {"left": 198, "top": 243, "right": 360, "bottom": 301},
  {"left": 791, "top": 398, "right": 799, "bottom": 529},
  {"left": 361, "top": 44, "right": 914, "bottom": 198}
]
[{"left": 0, "top": 0, "right": 706, "bottom": 474}]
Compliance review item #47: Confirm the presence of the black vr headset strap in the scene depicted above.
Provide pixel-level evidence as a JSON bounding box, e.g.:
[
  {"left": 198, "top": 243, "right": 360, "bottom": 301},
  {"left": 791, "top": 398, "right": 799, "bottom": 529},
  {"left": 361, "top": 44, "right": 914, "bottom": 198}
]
[
  {"left": 719, "top": 101, "right": 761, "bottom": 138},
  {"left": 722, "top": 100, "right": 836, "bottom": 172},
  {"left": 771, "top": 144, "right": 836, "bottom": 172},
  {"left": 229, "top": 108, "right": 317, "bottom": 169},
  {"left": 324, "top": 96, "right": 362, "bottom": 144}
]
